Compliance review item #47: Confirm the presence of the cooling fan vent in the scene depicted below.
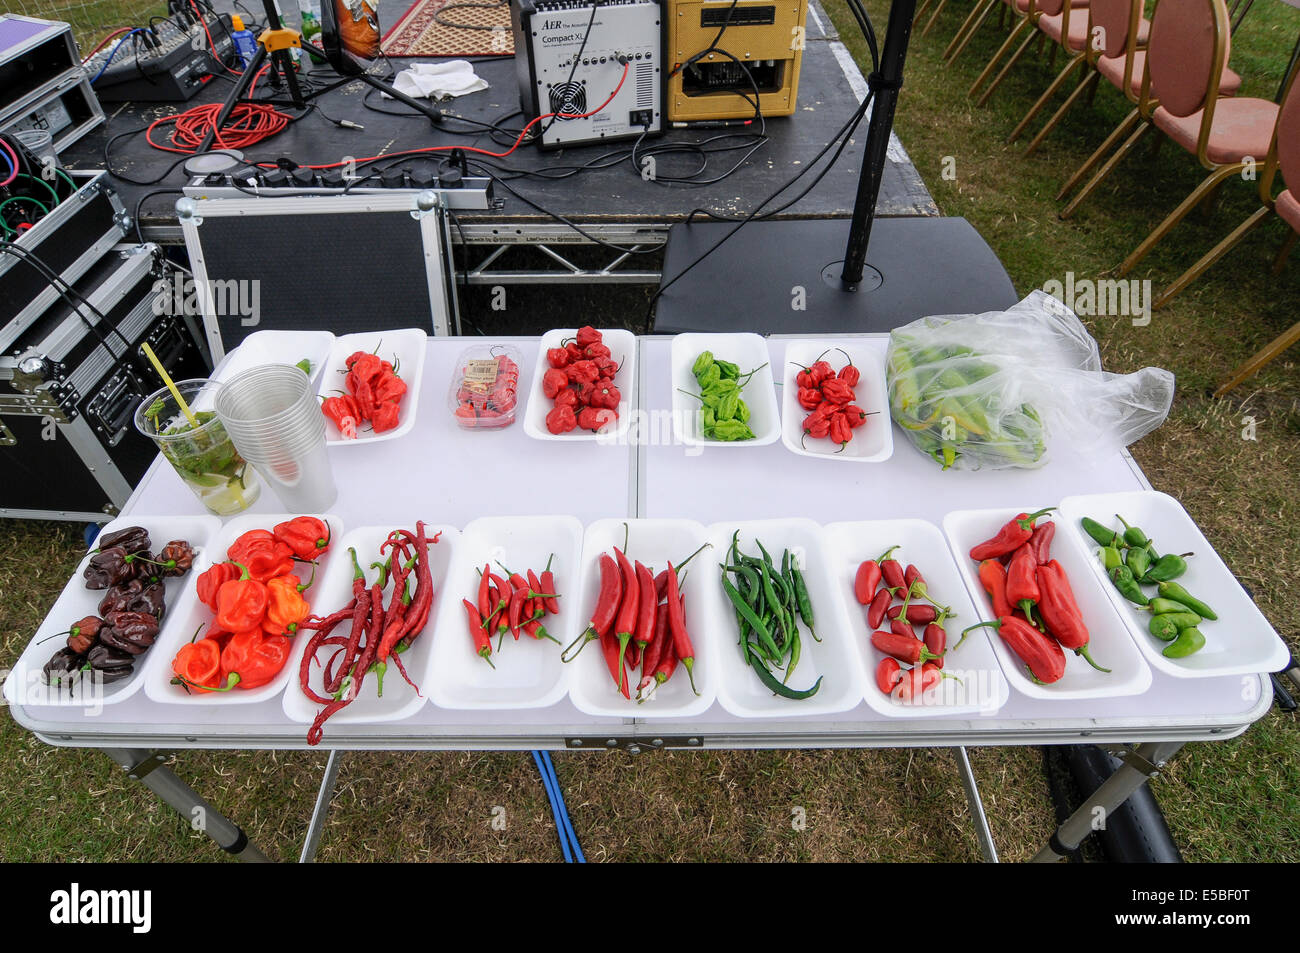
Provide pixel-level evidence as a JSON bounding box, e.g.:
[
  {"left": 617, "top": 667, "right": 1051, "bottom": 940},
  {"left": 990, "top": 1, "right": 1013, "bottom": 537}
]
[{"left": 548, "top": 81, "right": 587, "bottom": 119}]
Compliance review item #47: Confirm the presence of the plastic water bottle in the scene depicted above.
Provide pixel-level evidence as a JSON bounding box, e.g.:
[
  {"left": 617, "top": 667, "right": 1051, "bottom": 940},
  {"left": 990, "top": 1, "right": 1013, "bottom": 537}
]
[
  {"left": 297, "top": 0, "right": 322, "bottom": 42},
  {"left": 229, "top": 14, "right": 258, "bottom": 67}
]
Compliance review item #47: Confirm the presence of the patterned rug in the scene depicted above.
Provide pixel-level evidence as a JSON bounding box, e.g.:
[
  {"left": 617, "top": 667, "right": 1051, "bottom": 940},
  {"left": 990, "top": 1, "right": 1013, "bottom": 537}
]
[{"left": 381, "top": 0, "right": 515, "bottom": 57}]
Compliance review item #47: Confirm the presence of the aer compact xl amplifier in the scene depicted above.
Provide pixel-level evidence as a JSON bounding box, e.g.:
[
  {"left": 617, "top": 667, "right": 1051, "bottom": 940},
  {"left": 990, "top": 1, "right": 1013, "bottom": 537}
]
[{"left": 510, "top": 0, "right": 664, "bottom": 149}]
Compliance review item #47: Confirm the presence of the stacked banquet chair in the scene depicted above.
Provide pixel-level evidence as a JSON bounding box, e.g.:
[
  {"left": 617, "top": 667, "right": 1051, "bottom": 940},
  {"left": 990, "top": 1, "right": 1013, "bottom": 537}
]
[
  {"left": 967, "top": 0, "right": 1087, "bottom": 107},
  {"left": 1056, "top": 0, "right": 1260, "bottom": 222},
  {"left": 1057, "top": 0, "right": 1289, "bottom": 280},
  {"left": 1157, "top": 66, "right": 1300, "bottom": 394}
]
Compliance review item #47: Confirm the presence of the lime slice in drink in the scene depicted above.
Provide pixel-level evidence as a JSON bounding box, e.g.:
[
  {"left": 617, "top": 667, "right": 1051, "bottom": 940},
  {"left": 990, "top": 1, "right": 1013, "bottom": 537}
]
[{"left": 187, "top": 472, "right": 229, "bottom": 488}]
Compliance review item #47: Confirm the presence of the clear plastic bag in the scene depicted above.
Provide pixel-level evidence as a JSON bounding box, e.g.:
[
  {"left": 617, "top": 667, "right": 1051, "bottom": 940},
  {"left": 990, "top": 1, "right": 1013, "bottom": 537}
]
[
  {"left": 886, "top": 291, "right": 1175, "bottom": 470},
  {"left": 448, "top": 345, "right": 522, "bottom": 429}
]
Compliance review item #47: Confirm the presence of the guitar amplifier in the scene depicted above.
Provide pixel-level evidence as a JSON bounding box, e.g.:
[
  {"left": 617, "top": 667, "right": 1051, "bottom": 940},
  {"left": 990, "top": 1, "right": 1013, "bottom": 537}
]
[
  {"left": 510, "top": 0, "right": 665, "bottom": 149},
  {"left": 666, "top": 0, "right": 808, "bottom": 120}
]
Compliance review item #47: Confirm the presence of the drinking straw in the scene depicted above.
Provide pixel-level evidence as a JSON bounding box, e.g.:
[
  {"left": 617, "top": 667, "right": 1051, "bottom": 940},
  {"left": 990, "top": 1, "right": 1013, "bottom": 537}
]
[{"left": 141, "top": 342, "right": 200, "bottom": 430}]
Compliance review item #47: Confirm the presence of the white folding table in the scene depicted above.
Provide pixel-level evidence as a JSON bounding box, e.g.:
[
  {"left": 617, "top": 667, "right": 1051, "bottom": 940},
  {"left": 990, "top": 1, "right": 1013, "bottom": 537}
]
[{"left": 6, "top": 335, "right": 1273, "bottom": 863}]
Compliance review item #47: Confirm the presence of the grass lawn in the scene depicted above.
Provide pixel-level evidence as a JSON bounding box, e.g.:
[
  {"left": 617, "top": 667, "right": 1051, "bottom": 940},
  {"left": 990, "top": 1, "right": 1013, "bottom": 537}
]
[{"left": 1, "top": 0, "right": 1298, "bottom": 862}]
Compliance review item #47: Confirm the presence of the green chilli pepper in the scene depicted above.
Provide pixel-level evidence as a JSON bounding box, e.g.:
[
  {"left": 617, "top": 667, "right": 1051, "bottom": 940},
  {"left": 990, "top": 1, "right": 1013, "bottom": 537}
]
[
  {"left": 716, "top": 391, "right": 740, "bottom": 422},
  {"left": 1144, "top": 552, "right": 1191, "bottom": 584},
  {"left": 1162, "top": 626, "right": 1206, "bottom": 658},
  {"left": 746, "top": 643, "right": 822, "bottom": 699},
  {"left": 698, "top": 363, "right": 721, "bottom": 387},
  {"left": 1145, "top": 597, "right": 1200, "bottom": 617},
  {"left": 715, "top": 359, "right": 740, "bottom": 380},
  {"left": 692, "top": 351, "right": 715, "bottom": 378},
  {"left": 1124, "top": 546, "right": 1151, "bottom": 581},
  {"left": 711, "top": 419, "right": 754, "bottom": 441},
  {"left": 1081, "top": 517, "right": 1122, "bottom": 548},
  {"left": 1156, "top": 582, "right": 1218, "bottom": 621},
  {"left": 1100, "top": 546, "right": 1124, "bottom": 571},
  {"left": 1109, "top": 565, "right": 1149, "bottom": 605},
  {"left": 1116, "top": 515, "right": 1150, "bottom": 549},
  {"left": 1148, "top": 613, "right": 1201, "bottom": 642},
  {"left": 791, "top": 563, "right": 818, "bottom": 642}
]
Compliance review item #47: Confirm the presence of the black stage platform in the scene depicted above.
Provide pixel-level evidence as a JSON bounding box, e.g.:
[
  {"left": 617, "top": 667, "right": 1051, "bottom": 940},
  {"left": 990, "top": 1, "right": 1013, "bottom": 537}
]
[{"left": 60, "top": 0, "right": 938, "bottom": 238}]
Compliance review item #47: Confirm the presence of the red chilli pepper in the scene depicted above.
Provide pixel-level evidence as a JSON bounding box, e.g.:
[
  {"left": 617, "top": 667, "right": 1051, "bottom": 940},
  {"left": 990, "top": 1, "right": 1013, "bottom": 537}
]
[
  {"left": 540, "top": 558, "right": 560, "bottom": 616},
  {"left": 638, "top": 599, "right": 671, "bottom": 700},
  {"left": 923, "top": 615, "right": 948, "bottom": 670},
  {"left": 610, "top": 548, "right": 639, "bottom": 696},
  {"left": 969, "top": 508, "right": 1055, "bottom": 561},
  {"left": 866, "top": 588, "right": 893, "bottom": 630},
  {"left": 634, "top": 561, "right": 656, "bottom": 650},
  {"left": 665, "top": 560, "right": 698, "bottom": 695},
  {"left": 600, "top": 628, "right": 629, "bottom": 699},
  {"left": 870, "top": 630, "right": 942, "bottom": 665},
  {"left": 889, "top": 618, "right": 916, "bottom": 640},
  {"left": 875, "top": 657, "right": 903, "bottom": 695},
  {"left": 1005, "top": 544, "right": 1042, "bottom": 626},
  {"left": 462, "top": 599, "right": 494, "bottom": 668},
  {"left": 978, "top": 559, "right": 1015, "bottom": 619},
  {"left": 888, "top": 602, "right": 938, "bottom": 626},
  {"left": 1027, "top": 521, "right": 1056, "bottom": 564},
  {"left": 562, "top": 553, "right": 621, "bottom": 662},
  {"left": 1036, "top": 560, "right": 1109, "bottom": 672},
  {"left": 880, "top": 554, "right": 907, "bottom": 593},
  {"left": 962, "top": 616, "right": 1066, "bottom": 684},
  {"left": 854, "top": 545, "right": 897, "bottom": 605}
]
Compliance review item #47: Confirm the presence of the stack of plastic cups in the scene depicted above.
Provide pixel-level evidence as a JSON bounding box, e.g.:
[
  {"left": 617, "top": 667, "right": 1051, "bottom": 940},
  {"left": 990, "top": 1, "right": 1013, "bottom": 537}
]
[{"left": 215, "top": 364, "right": 338, "bottom": 512}]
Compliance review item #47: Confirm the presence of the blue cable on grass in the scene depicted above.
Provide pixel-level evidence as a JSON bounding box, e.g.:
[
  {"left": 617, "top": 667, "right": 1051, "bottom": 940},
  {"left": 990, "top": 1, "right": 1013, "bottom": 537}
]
[
  {"left": 531, "top": 750, "right": 584, "bottom": 862},
  {"left": 90, "top": 29, "right": 149, "bottom": 85}
]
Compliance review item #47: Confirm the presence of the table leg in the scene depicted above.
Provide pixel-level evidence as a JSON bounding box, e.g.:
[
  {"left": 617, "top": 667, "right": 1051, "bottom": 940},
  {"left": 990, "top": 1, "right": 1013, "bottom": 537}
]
[
  {"left": 953, "top": 747, "right": 998, "bottom": 862},
  {"left": 104, "top": 749, "right": 272, "bottom": 862},
  {"left": 299, "top": 750, "right": 343, "bottom": 863},
  {"left": 1030, "top": 741, "right": 1184, "bottom": 863}
]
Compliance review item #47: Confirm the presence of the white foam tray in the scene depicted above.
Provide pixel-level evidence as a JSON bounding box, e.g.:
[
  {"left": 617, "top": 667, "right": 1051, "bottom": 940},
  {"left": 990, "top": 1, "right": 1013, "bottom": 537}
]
[
  {"left": 281, "top": 523, "right": 458, "bottom": 730},
  {"left": 1058, "top": 491, "right": 1290, "bottom": 679},
  {"left": 523, "top": 328, "right": 637, "bottom": 442},
  {"left": 568, "top": 518, "right": 718, "bottom": 717},
  {"left": 779, "top": 339, "right": 893, "bottom": 463},
  {"left": 669, "top": 332, "right": 780, "bottom": 447},
  {"left": 3, "top": 515, "right": 221, "bottom": 709},
  {"left": 426, "top": 515, "right": 583, "bottom": 710},
  {"left": 140, "top": 512, "right": 344, "bottom": 705},
  {"left": 824, "top": 519, "right": 1009, "bottom": 717},
  {"left": 943, "top": 507, "right": 1152, "bottom": 701},
  {"left": 706, "top": 519, "right": 866, "bottom": 718},
  {"left": 316, "top": 329, "right": 427, "bottom": 446}
]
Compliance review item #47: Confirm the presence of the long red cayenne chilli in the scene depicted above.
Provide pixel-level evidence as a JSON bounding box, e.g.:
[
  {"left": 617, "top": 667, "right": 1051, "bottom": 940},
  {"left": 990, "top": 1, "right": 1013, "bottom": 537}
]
[
  {"left": 329, "top": 584, "right": 374, "bottom": 695},
  {"left": 666, "top": 560, "right": 698, "bottom": 695},
  {"left": 600, "top": 628, "right": 629, "bottom": 698},
  {"left": 299, "top": 617, "right": 348, "bottom": 705},
  {"left": 610, "top": 548, "right": 639, "bottom": 696},
  {"left": 637, "top": 598, "right": 670, "bottom": 700},
  {"left": 463, "top": 598, "right": 494, "bottom": 667},
  {"left": 562, "top": 552, "right": 621, "bottom": 662},
  {"left": 634, "top": 561, "right": 655, "bottom": 650}
]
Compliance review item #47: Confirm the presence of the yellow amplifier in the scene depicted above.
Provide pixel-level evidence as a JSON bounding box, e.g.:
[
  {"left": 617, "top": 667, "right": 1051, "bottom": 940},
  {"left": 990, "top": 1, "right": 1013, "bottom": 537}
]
[{"left": 666, "top": 0, "right": 809, "bottom": 121}]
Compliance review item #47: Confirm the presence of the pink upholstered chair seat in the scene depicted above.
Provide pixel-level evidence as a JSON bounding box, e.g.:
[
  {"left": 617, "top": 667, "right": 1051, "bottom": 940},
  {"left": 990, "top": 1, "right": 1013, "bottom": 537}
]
[
  {"left": 1097, "top": 50, "right": 1241, "bottom": 98},
  {"left": 1153, "top": 97, "right": 1280, "bottom": 164}
]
